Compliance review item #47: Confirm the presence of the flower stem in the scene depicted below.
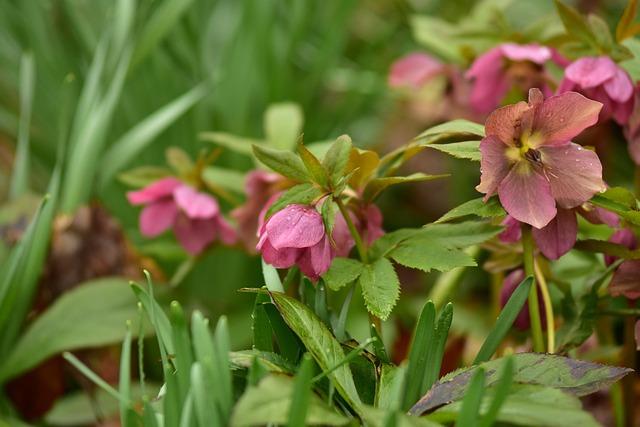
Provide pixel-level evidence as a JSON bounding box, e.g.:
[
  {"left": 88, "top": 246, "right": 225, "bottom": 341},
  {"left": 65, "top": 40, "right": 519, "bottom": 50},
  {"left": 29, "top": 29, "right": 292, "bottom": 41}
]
[
  {"left": 522, "top": 224, "right": 545, "bottom": 353},
  {"left": 335, "top": 198, "right": 368, "bottom": 263},
  {"left": 621, "top": 304, "right": 637, "bottom": 427},
  {"left": 534, "top": 259, "right": 555, "bottom": 353}
]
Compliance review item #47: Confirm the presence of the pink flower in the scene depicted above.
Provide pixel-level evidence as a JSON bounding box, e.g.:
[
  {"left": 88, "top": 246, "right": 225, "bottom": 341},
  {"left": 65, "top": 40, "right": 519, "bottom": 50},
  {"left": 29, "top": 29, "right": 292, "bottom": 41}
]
[
  {"left": 558, "top": 56, "right": 634, "bottom": 125},
  {"left": 332, "top": 204, "right": 385, "bottom": 257},
  {"left": 609, "top": 260, "right": 640, "bottom": 300},
  {"left": 499, "top": 204, "right": 617, "bottom": 260},
  {"left": 388, "top": 53, "right": 445, "bottom": 89},
  {"left": 477, "top": 88, "right": 605, "bottom": 229},
  {"left": 605, "top": 228, "right": 637, "bottom": 266},
  {"left": 623, "top": 86, "right": 640, "bottom": 165},
  {"left": 466, "top": 43, "right": 564, "bottom": 114},
  {"left": 500, "top": 269, "right": 546, "bottom": 331},
  {"left": 232, "top": 170, "right": 283, "bottom": 251},
  {"left": 127, "top": 177, "right": 236, "bottom": 255},
  {"left": 257, "top": 204, "right": 334, "bottom": 281}
]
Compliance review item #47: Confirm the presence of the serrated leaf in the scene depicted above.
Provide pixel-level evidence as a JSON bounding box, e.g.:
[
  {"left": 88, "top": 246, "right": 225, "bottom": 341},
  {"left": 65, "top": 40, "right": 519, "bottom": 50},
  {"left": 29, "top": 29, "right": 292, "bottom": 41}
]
[
  {"left": 588, "top": 14, "right": 613, "bottom": 52},
  {"left": 253, "top": 144, "right": 309, "bottom": 182},
  {"left": 414, "top": 119, "right": 485, "bottom": 141},
  {"left": 436, "top": 197, "right": 505, "bottom": 223},
  {"left": 363, "top": 173, "right": 448, "bottom": 202},
  {"left": 230, "top": 375, "right": 349, "bottom": 427},
  {"left": 267, "top": 292, "right": 362, "bottom": 409},
  {"left": 389, "top": 242, "right": 476, "bottom": 273},
  {"left": 410, "top": 353, "right": 632, "bottom": 415},
  {"left": 322, "top": 135, "right": 353, "bottom": 185},
  {"left": 420, "top": 222, "right": 503, "bottom": 247},
  {"left": 426, "top": 141, "right": 480, "bottom": 161},
  {"left": 359, "top": 258, "right": 400, "bottom": 321},
  {"left": 322, "top": 258, "right": 364, "bottom": 291},
  {"left": 321, "top": 198, "right": 338, "bottom": 236},
  {"left": 265, "top": 183, "right": 324, "bottom": 219},
  {"left": 264, "top": 103, "right": 303, "bottom": 151}
]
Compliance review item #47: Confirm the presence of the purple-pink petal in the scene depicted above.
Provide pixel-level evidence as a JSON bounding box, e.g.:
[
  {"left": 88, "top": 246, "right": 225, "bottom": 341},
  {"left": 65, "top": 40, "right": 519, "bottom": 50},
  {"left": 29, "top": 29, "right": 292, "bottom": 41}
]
[
  {"left": 498, "top": 163, "right": 557, "bottom": 229},
  {"left": 388, "top": 53, "right": 443, "bottom": 88},
  {"left": 139, "top": 200, "right": 178, "bottom": 237},
  {"left": 476, "top": 136, "right": 513, "bottom": 200},
  {"left": 539, "top": 143, "right": 606, "bottom": 209},
  {"left": 603, "top": 67, "right": 634, "bottom": 102},
  {"left": 173, "top": 215, "right": 217, "bottom": 255},
  {"left": 127, "top": 177, "right": 182, "bottom": 205},
  {"left": 484, "top": 101, "right": 531, "bottom": 146},
  {"left": 532, "top": 208, "right": 577, "bottom": 259},
  {"left": 466, "top": 47, "right": 510, "bottom": 114},
  {"left": 564, "top": 57, "right": 618, "bottom": 88},
  {"left": 297, "top": 236, "right": 334, "bottom": 281},
  {"left": 216, "top": 216, "right": 238, "bottom": 245},
  {"left": 499, "top": 215, "right": 522, "bottom": 243},
  {"left": 609, "top": 260, "right": 640, "bottom": 300},
  {"left": 259, "top": 238, "right": 300, "bottom": 268},
  {"left": 332, "top": 212, "right": 355, "bottom": 257},
  {"left": 605, "top": 228, "right": 637, "bottom": 266},
  {"left": 173, "top": 185, "right": 219, "bottom": 219},
  {"left": 500, "top": 43, "right": 552, "bottom": 64},
  {"left": 264, "top": 204, "right": 325, "bottom": 250}
]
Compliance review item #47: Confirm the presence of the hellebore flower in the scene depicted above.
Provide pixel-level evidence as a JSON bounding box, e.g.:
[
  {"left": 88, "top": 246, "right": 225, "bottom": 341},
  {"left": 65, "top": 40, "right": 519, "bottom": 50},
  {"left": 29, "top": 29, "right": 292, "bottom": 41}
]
[
  {"left": 605, "top": 228, "right": 637, "bottom": 266},
  {"left": 606, "top": 228, "right": 640, "bottom": 300},
  {"left": 388, "top": 53, "right": 445, "bottom": 89},
  {"left": 127, "top": 177, "right": 236, "bottom": 255},
  {"left": 499, "top": 204, "right": 617, "bottom": 260},
  {"left": 257, "top": 204, "right": 334, "bottom": 281},
  {"left": 477, "top": 88, "right": 605, "bottom": 229},
  {"left": 558, "top": 56, "right": 634, "bottom": 125},
  {"left": 623, "top": 86, "right": 640, "bottom": 165},
  {"left": 332, "top": 204, "right": 385, "bottom": 257},
  {"left": 500, "top": 269, "right": 546, "bottom": 330},
  {"left": 232, "top": 170, "right": 283, "bottom": 251},
  {"left": 466, "top": 43, "right": 564, "bottom": 114}
]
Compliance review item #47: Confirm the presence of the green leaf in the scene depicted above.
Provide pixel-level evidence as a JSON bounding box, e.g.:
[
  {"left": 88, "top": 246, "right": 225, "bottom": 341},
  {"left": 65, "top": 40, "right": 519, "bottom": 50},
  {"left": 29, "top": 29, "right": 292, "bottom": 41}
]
[
  {"left": 265, "top": 183, "right": 323, "bottom": 219},
  {"left": 410, "top": 353, "right": 632, "bottom": 415},
  {"left": 436, "top": 197, "right": 505, "bottom": 223},
  {"left": 99, "top": 84, "right": 207, "bottom": 186},
  {"left": 0, "top": 277, "right": 145, "bottom": 383},
  {"left": 253, "top": 144, "right": 309, "bottom": 182},
  {"left": 423, "top": 303, "right": 453, "bottom": 393},
  {"left": 252, "top": 295, "right": 274, "bottom": 352},
  {"left": 363, "top": 173, "right": 448, "bottom": 202},
  {"left": 322, "top": 258, "right": 365, "bottom": 291},
  {"left": 9, "top": 52, "right": 35, "bottom": 200},
  {"left": 389, "top": 241, "right": 476, "bottom": 273},
  {"left": 288, "top": 354, "right": 315, "bottom": 427},
  {"left": 474, "top": 276, "right": 533, "bottom": 364},
  {"left": 267, "top": 291, "right": 362, "bottom": 409},
  {"left": 200, "top": 132, "right": 260, "bottom": 155},
  {"left": 298, "top": 142, "right": 329, "bottom": 187},
  {"left": 202, "top": 166, "right": 247, "bottom": 194},
  {"left": 165, "top": 147, "right": 194, "bottom": 176},
  {"left": 403, "top": 301, "right": 435, "bottom": 410},
  {"left": 119, "top": 326, "right": 136, "bottom": 427},
  {"left": 376, "top": 364, "right": 405, "bottom": 410},
  {"left": 587, "top": 14, "right": 613, "bottom": 52},
  {"left": 457, "top": 368, "right": 486, "bottom": 427},
  {"left": 431, "top": 384, "right": 600, "bottom": 427},
  {"left": 264, "top": 103, "right": 304, "bottom": 151},
  {"left": 478, "top": 357, "right": 513, "bottom": 427},
  {"left": 425, "top": 141, "right": 480, "bottom": 161},
  {"left": 415, "top": 119, "right": 485, "bottom": 141},
  {"left": 230, "top": 350, "right": 296, "bottom": 374},
  {"left": 590, "top": 192, "right": 640, "bottom": 225},
  {"left": 118, "top": 166, "right": 172, "bottom": 188},
  {"left": 130, "top": 282, "right": 175, "bottom": 356},
  {"left": 263, "top": 303, "right": 301, "bottom": 364},
  {"left": 554, "top": 0, "right": 598, "bottom": 48},
  {"left": 420, "top": 222, "right": 503, "bottom": 247},
  {"left": 321, "top": 198, "right": 338, "bottom": 236},
  {"left": 230, "top": 375, "right": 349, "bottom": 426},
  {"left": 616, "top": 0, "right": 639, "bottom": 41},
  {"left": 322, "top": 135, "right": 353, "bottom": 185},
  {"left": 359, "top": 258, "right": 400, "bottom": 321}
]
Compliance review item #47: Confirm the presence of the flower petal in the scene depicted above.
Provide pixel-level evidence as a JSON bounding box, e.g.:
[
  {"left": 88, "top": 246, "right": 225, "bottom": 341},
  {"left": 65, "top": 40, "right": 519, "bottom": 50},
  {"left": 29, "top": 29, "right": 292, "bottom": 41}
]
[
  {"left": 578, "top": 204, "right": 619, "bottom": 227},
  {"left": 539, "top": 143, "right": 606, "bottom": 209},
  {"left": 498, "top": 163, "right": 557, "bottom": 229},
  {"left": 260, "top": 238, "right": 300, "bottom": 268},
  {"left": 605, "top": 228, "right": 637, "bottom": 266},
  {"left": 139, "top": 200, "right": 178, "bottom": 237},
  {"left": 388, "top": 53, "right": 443, "bottom": 88},
  {"left": 499, "top": 215, "right": 522, "bottom": 243},
  {"left": 532, "top": 208, "right": 577, "bottom": 259},
  {"left": 532, "top": 92, "right": 602, "bottom": 146},
  {"left": 173, "top": 185, "right": 219, "bottom": 219},
  {"left": 604, "top": 67, "right": 634, "bottom": 102},
  {"left": 173, "top": 216, "right": 217, "bottom": 255},
  {"left": 484, "top": 101, "right": 530, "bottom": 145},
  {"left": 467, "top": 47, "right": 510, "bottom": 114},
  {"left": 564, "top": 56, "right": 618, "bottom": 88},
  {"left": 332, "top": 212, "right": 355, "bottom": 257},
  {"left": 609, "top": 260, "right": 640, "bottom": 299},
  {"left": 476, "top": 136, "right": 513, "bottom": 199},
  {"left": 265, "top": 204, "right": 325, "bottom": 249},
  {"left": 216, "top": 216, "right": 237, "bottom": 245},
  {"left": 500, "top": 43, "right": 552, "bottom": 64},
  {"left": 127, "top": 177, "right": 181, "bottom": 205},
  {"left": 297, "top": 236, "right": 334, "bottom": 281}
]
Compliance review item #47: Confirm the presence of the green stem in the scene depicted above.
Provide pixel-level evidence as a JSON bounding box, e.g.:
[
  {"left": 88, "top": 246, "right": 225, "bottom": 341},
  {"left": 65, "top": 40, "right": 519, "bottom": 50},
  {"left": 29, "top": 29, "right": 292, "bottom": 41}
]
[
  {"left": 622, "top": 310, "right": 636, "bottom": 427},
  {"left": 335, "top": 198, "right": 368, "bottom": 263},
  {"left": 522, "top": 225, "right": 545, "bottom": 353}
]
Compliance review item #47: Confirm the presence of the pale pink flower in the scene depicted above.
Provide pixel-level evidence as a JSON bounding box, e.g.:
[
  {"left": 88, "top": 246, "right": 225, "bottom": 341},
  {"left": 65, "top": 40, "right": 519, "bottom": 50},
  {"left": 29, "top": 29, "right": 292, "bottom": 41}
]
[
  {"left": 466, "top": 43, "right": 565, "bottom": 114},
  {"left": 127, "top": 177, "right": 236, "bottom": 255},
  {"left": 388, "top": 53, "right": 445, "bottom": 89},
  {"left": 500, "top": 269, "right": 546, "bottom": 331},
  {"left": 558, "top": 56, "right": 634, "bottom": 125},
  {"left": 477, "top": 88, "right": 605, "bottom": 229}
]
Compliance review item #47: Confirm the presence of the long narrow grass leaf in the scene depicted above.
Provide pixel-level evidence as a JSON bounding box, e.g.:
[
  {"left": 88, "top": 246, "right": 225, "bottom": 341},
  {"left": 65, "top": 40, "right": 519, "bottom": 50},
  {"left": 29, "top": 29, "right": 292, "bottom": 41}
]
[
  {"left": 479, "top": 357, "right": 513, "bottom": 427},
  {"left": 403, "top": 300, "right": 435, "bottom": 410},
  {"left": 422, "top": 302, "right": 453, "bottom": 392},
  {"left": 287, "top": 353, "right": 314, "bottom": 427},
  {"left": 457, "top": 368, "right": 486, "bottom": 427},
  {"left": 119, "top": 324, "right": 134, "bottom": 427},
  {"left": 63, "top": 352, "right": 126, "bottom": 404}
]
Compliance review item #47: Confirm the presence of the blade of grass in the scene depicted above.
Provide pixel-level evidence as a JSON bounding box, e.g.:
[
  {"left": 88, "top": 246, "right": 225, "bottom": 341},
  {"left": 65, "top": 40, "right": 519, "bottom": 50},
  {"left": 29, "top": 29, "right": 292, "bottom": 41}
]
[
  {"left": 478, "top": 356, "right": 513, "bottom": 427},
  {"left": 287, "top": 353, "right": 315, "bottom": 427},
  {"left": 212, "top": 316, "right": 233, "bottom": 424},
  {"left": 170, "top": 301, "right": 193, "bottom": 405},
  {"left": 252, "top": 294, "right": 274, "bottom": 352},
  {"left": 334, "top": 286, "right": 354, "bottom": 342},
  {"left": 191, "top": 311, "right": 222, "bottom": 427},
  {"left": 457, "top": 367, "right": 486, "bottom": 427},
  {"left": 264, "top": 303, "right": 301, "bottom": 364},
  {"left": 63, "top": 352, "right": 126, "bottom": 404},
  {"left": 370, "top": 321, "right": 389, "bottom": 364},
  {"left": 178, "top": 391, "right": 194, "bottom": 427},
  {"left": 119, "top": 323, "right": 134, "bottom": 427},
  {"left": 473, "top": 276, "right": 533, "bottom": 364},
  {"left": 422, "top": 302, "right": 453, "bottom": 392},
  {"left": 402, "top": 300, "right": 435, "bottom": 410},
  {"left": 9, "top": 52, "right": 35, "bottom": 200},
  {"left": 311, "top": 338, "right": 375, "bottom": 383}
]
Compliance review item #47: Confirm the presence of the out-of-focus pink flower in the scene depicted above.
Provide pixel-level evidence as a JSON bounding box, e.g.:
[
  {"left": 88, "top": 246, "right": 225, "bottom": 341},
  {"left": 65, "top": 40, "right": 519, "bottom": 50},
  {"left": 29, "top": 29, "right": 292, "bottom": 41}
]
[
  {"left": 609, "top": 259, "right": 640, "bottom": 300},
  {"left": 477, "top": 88, "right": 605, "bottom": 229},
  {"left": 388, "top": 53, "right": 445, "bottom": 89},
  {"left": 232, "top": 170, "right": 283, "bottom": 251},
  {"left": 332, "top": 203, "right": 385, "bottom": 257},
  {"left": 605, "top": 228, "right": 637, "bottom": 266},
  {"left": 623, "top": 86, "right": 640, "bottom": 165},
  {"left": 127, "top": 177, "right": 236, "bottom": 255},
  {"left": 558, "top": 56, "right": 634, "bottom": 125},
  {"left": 257, "top": 204, "right": 334, "bottom": 281},
  {"left": 500, "top": 269, "right": 546, "bottom": 330},
  {"left": 466, "top": 43, "right": 564, "bottom": 114}
]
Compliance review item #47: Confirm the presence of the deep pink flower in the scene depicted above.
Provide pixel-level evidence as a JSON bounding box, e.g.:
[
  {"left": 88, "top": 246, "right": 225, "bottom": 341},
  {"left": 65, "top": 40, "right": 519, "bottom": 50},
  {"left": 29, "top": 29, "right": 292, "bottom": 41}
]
[
  {"left": 558, "top": 56, "right": 634, "bottom": 125},
  {"left": 332, "top": 203, "right": 385, "bottom": 257},
  {"left": 609, "top": 260, "right": 640, "bottom": 300},
  {"left": 500, "top": 269, "right": 546, "bottom": 331},
  {"left": 127, "top": 177, "right": 236, "bottom": 255},
  {"left": 466, "top": 43, "right": 564, "bottom": 114},
  {"left": 257, "top": 204, "right": 334, "bottom": 281},
  {"left": 388, "top": 53, "right": 445, "bottom": 89},
  {"left": 605, "top": 228, "right": 637, "bottom": 266},
  {"left": 232, "top": 170, "right": 283, "bottom": 251},
  {"left": 477, "top": 88, "right": 605, "bottom": 229}
]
